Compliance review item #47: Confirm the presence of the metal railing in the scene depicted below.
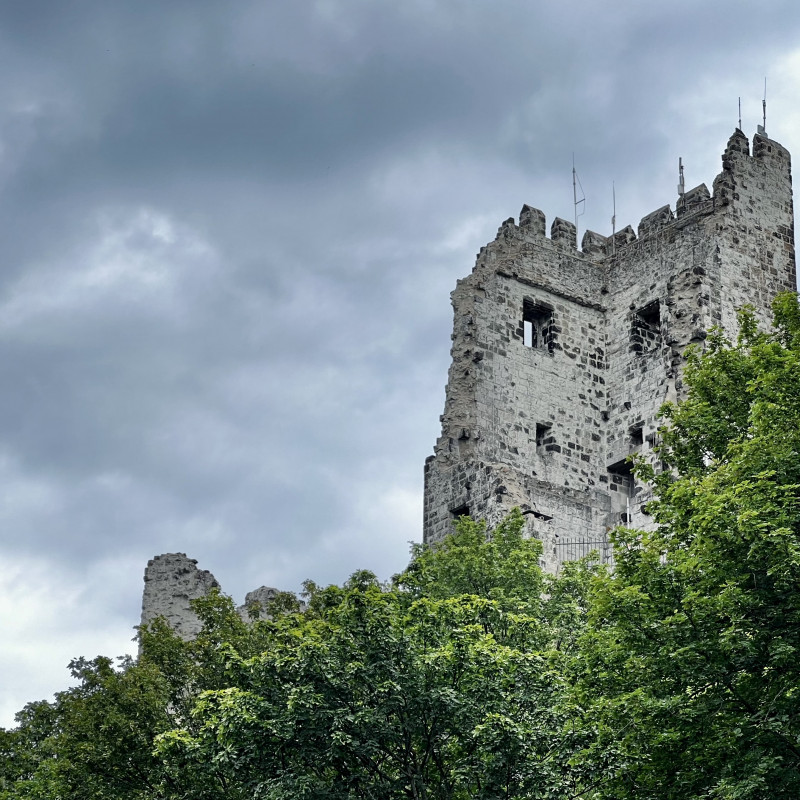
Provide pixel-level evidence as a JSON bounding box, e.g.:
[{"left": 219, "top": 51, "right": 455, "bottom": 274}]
[{"left": 553, "top": 539, "right": 615, "bottom": 568}]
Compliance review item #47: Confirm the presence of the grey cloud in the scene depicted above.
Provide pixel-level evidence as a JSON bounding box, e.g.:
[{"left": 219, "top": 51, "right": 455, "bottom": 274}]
[{"left": 2, "top": 0, "right": 800, "bottom": 726}]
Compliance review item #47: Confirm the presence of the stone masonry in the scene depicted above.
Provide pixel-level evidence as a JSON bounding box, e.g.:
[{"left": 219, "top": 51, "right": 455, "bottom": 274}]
[
  {"left": 423, "top": 129, "right": 796, "bottom": 572},
  {"left": 140, "top": 552, "right": 281, "bottom": 640}
]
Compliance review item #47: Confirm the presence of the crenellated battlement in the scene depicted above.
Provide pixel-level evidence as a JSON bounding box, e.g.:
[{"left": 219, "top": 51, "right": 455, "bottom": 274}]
[{"left": 483, "top": 129, "right": 793, "bottom": 273}]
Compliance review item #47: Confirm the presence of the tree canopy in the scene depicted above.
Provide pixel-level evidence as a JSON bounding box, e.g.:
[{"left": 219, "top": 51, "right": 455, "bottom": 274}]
[
  {"left": 4, "top": 292, "right": 800, "bottom": 799},
  {"left": 2, "top": 513, "right": 601, "bottom": 800},
  {"left": 580, "top": 293, "right": 800, "bottom": 799}
]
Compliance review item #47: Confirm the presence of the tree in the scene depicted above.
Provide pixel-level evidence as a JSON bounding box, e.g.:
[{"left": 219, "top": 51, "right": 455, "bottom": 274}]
[
  {"left": 156, "top": 511, "right": 603, "bottom": 799},
  {"left": 580, "top": 292, "right": 800, "bottom": 799},
  {"left": 2, "top": 514, "right": 600, "bottom": 800},
  {"left": 0, "top": 655, "right": 177, "bottom": 799},
  {"left": 0, "top": 590, "right": 289, "bottom": 800}
]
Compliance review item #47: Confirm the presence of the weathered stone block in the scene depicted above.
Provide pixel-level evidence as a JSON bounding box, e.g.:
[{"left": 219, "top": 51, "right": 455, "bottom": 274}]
[
  {"left": 519, "top": 204, "right": 546, "bottom": 236},
  {"left": 550, "top": 217, "right": 577, "bottom": 249}
]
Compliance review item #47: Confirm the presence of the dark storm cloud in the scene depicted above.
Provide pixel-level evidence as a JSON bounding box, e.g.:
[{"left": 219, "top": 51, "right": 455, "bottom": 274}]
[{"left": 2, "top": 0, "right": 800, "bottom": 725}]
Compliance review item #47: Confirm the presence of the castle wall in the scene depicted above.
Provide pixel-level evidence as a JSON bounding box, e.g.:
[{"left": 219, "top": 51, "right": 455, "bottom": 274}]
[
  {"left": 424, "top": 213, "right": 613, "bottom": 571},
  {"left": 713, "top": 131, "right": 795, "bottom": 333},
  {"left": 424, "top": 129, "right": 795, "bottom": 570},
  {"left": 140, "top": 553, "right": 221, "bottom": 640},
  {"left": 139, "top": 552, "right": 281, "bottom": 642},
  {"left": 601, "top": 201, "right": 721, "bottom": 525}
]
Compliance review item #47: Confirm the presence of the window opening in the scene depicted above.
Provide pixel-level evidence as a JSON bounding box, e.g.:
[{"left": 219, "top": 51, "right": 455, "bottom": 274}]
[
  {"left": 608, "top": 458, "right": 635, "bottom": 524},
  {"left": 535, "top": 422, "right": 553, "bottom": 455},
  {"left": 522, "top": 300, "right": 554, "bottom": 351},
  {"left": 638, "top": 300, "right": 660, "bottom": 328},
  {"left": 523, "top": 320, "right": 534, "bottom": 347},
  {"left": 630, "top": 300, "right": 662, "bottom": 354},
  {"left": 450, "top": 503, "right": 470, "bottom": 519},
  {"left": 629, "top": 425, "right": 644, "bottom": 447},
  {"left": 607, "top": 458, "right": 632, "bottom": 478},
  {"left": 523, "top": 508, "right": 553, "bottom": 521}
]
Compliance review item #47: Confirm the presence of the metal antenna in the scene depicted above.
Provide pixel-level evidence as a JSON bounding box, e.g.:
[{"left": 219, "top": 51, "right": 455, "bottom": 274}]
[
  {"left": 678, "top": 157, "right": 685, "bottom": 199},
  {"left": 572, "top": 153, "right": 585, "bottom": 235},
  {"left": 759, "top": 78, "right": 767, "bottom": 135},
  {"left": 738, "top": 97, "right": 742, "bottom": 131},
  {"left": 611, "top": 182, "right": 616, "bottom": 255}
]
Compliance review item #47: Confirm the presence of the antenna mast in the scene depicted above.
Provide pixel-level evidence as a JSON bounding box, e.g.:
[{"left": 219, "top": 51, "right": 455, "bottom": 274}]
[
  {"left": 611, "top": 182, "right": 616, "bottom": 255},
  {"left": 572, "top": 154, "right": 585, "bottom": 236},
  {"left": 759, "top": 77, "right": 767, "bottom": 135},
  {"left": 738, "top": 96, "right": 742, "bottom": 131},
  {"left": 678, "top": 157, "right": 685, "bottom": 199}
]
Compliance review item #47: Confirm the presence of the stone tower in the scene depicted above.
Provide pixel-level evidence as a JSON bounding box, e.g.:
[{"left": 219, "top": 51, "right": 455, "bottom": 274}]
[{"left": 423, "top": 129, "right": 795, "bottom": 572}]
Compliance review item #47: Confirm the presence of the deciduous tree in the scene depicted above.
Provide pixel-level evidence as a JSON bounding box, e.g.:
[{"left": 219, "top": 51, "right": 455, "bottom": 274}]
[{"left": 582, "top": 293, "right": 800, "bottom": 799}]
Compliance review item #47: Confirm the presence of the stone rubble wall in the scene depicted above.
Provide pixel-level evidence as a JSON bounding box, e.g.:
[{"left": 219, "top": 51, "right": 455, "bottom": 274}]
[{"left": 140, "top": 552, "right": 282, "bottom": 640}]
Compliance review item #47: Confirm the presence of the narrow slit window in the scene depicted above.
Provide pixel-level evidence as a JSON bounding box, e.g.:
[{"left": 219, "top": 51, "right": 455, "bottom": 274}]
[
  {"left": 535, "top": 422, "right": 553, "bottom": 455},
  {"left": 608, "top": 458, "right": 635, "bottom": 523},
  {"left": 523, "top": 319, "right": 534, "bottom": 347}
]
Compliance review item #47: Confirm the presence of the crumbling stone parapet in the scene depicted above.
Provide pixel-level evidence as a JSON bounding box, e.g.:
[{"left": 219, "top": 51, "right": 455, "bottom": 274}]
[
  {"left": 638, "top": 205, "right": 674, "bottom": 237},
  {"left": 140, "top": 553, "right": 220, "bottom": 640},
  {"left": 519, "top": 205, "right": 546, "bottom": 236},
  {"left": 550, "top": 217, "right": 577, "bottom": 249},
  {"left": 581, "top": 230, "right": 608, "bottom": 259},
  {"left": 140, "top": 553, "right": 283, "bottom": 641}
]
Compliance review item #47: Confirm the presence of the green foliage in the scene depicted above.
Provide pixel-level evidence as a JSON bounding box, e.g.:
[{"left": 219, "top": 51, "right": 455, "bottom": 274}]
[
  {"left": 156, "top": 513, "right": 600, "bottom": 799},
  {"left": 1, "top": 514, "right": 598, "bottom": 800},
  {"left": 582, "top": 292, "right": 800, "bottom": 799},
  {"left": 7, "top": 294, "right": 800, "bottom": 798},
  {"left": 396, "top": 508, "right": 545, "bottom": 606},
  {"left": 0, "top": 656, "right": 176, "bottom": 799}
]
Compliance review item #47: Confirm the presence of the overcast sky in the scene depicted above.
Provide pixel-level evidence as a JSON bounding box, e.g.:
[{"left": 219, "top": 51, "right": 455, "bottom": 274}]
[{"left": 2, "top": 0, "right": 800, "bottom": 727}]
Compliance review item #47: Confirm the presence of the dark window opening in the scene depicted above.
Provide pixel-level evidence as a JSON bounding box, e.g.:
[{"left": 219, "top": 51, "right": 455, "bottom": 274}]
[
  {"left": 630, "top": 300, "right": 662, "bottom": 354},
  {"left": 450, "top": 503, "right": 470, "bottom": 519},
  {"left": 535, "top": 422, "right": 553, "bottom": 454},
  {"left": 629, "top": 425, "right": 644, "bottom": 447},
  {"left": 523, "top": 508, "right": 553, "bottom": 521},
  {"left": 608, "top": 459, "right": 636, "bottom": 507},
  {"left": 522, "top": 300, "right": 554, "bottom": 351},
  {"left": 607, "top": 457, "right": 633, "bottom": 478},
  {"left": 638, "top": 300, "right": 660, "bottom": 328}
]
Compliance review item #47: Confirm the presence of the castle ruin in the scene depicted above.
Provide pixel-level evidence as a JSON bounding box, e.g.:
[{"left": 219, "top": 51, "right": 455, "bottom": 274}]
[
  {"left": 140, "top": 553, "right": 281, "bottom": 639},
  {"left": 423, "top": 128, "right": 795, "bottom": 572},
  {"left": 142, "top": 128, "right": 795, "bottom": 631}
]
